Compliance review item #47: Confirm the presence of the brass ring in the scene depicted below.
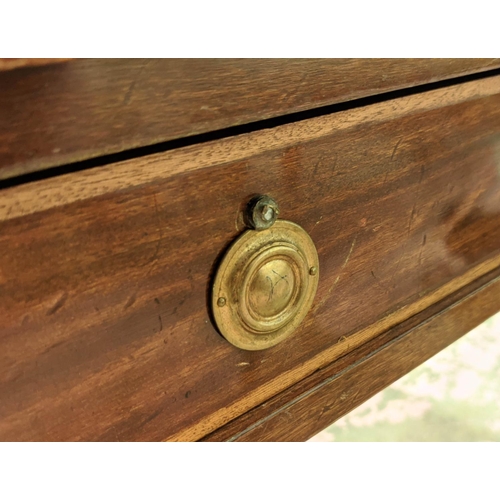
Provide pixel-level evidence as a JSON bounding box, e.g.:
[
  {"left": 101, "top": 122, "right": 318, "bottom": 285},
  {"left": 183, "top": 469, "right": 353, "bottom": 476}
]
[{"left": 212, "top": 220, "right": 319, "bottom": 350}]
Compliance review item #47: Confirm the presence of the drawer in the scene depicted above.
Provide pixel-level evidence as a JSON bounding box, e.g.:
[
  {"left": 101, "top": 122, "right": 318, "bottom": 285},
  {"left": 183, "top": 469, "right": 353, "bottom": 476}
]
[
  {"left": 1, "top": 76, "right": 500, "bottom": 441},
  {"left": 2, "top": 58, "right": 500, "bottom": 180}
]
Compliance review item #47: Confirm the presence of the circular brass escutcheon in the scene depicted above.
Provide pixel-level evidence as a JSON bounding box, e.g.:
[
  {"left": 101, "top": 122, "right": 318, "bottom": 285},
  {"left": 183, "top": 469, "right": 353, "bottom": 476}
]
[{"left": 212, "top": 220, "right": 319, "bottom": 350}]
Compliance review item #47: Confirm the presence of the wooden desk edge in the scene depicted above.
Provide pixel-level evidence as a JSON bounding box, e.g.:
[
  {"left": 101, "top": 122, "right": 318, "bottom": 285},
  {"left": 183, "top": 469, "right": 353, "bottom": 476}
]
[
  {"left": 2, "top": 59, "right": 500, "bottom": 181},
  {"left": 202, "top": 266, "right": 500, "bottom": 441}
]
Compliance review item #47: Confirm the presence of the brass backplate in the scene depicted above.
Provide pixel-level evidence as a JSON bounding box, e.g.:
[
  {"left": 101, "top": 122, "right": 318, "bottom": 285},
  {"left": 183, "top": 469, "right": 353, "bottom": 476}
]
[{"left": 212, "top": 220, "right": 319, "bottom": 350}]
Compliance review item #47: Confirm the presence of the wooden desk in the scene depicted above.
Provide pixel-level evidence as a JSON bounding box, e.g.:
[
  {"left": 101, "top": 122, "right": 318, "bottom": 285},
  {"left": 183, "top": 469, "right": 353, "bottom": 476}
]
[{"left": 1, "top": 59, "right": 500, "bottom": 441}]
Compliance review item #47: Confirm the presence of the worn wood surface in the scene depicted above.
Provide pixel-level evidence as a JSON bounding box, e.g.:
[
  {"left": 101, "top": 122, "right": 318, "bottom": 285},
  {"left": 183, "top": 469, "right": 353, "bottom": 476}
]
[
  {"left": 203, "top": 267, "right": 500, "bottom": 441},
  {"left": 0, "top": 59, "right": 71, "bottom": 72},
  {"left": 1, "top": 58, "right": 500, "bottom": 180},
  {"left": 1, "top": 77, "right": 500, "bottom": 441}
]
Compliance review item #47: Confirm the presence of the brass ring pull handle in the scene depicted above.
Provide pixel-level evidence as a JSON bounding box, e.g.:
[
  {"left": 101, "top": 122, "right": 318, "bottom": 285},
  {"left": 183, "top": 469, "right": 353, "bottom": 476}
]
[{"left": 212, "top": 195, "right": 319, "bottom": 350}]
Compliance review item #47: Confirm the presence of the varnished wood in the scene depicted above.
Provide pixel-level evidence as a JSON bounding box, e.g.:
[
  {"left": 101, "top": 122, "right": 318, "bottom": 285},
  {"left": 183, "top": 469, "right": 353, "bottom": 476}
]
[
  {"left": 203, "top": 267, "right": 500, "bottom": 441},
  {"left": 0, "top": 59, "right": 71, "bottom": 72},
  {"left": 1, "top": 59, "right": 500, "bottom": 180},
  {"left": 1, "top": 77, "right": 500, "bottom": 441}
]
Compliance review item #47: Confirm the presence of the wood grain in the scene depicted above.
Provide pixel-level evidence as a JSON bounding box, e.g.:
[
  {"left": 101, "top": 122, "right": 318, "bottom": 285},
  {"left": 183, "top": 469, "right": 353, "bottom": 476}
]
[
  {"left": 1, "top": 77, "right": 500, "bottom": 441},
  {"left": 0, "top": 59, "right": 71, "bottom": 72},
  {"left": 202, "top": 267, "right": 500, "bottom": 441},
  {"left": 1, "top": 58, "right": 500, "bottom": 180}
]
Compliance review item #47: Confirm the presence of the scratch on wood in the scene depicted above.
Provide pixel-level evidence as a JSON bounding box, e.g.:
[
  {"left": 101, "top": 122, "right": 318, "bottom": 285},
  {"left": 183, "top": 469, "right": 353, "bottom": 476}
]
[
  {"left": 340, "top": 236, "right": 357, "bottom": 271},
  {"left": 122, "top": 80, "right": 137, "bottom": 107},
  {"left": 309, "top": 215, "right": 324, "bottom": 235},
  {"left": 46, "top": 292, "right": 68, "bottom": 316},
  {"left": 42, "top": 339, "right": 66, "bottom": 354},
  {"left": 391, "top": 137, "right": 403, "bottom": 161},
  {"left": 139, "top": 408, "right": 163, "bottom": 428},
  {"left": 331, "top": 236, "right": 357, "bottom": 285},
  {"left": 122, "top": 60, "right": 152, "bottom": 106},
  {"left": 315, "top": 236, "right": 357, "bottom": 310},
  {"left": 419, "top": 164, "right": 425, "bottom": 184},
  {"left": 237, "top": 362, "right": 250, "bottom": 367},
  {"left": 124, "top": 293, "right": 137, "bottom": 310},
  {"left": 418, "top": 234, "right": 426, "bottom": 267},
  {"left": 407, "top": 202, "right": 417, "bottom": 236}
]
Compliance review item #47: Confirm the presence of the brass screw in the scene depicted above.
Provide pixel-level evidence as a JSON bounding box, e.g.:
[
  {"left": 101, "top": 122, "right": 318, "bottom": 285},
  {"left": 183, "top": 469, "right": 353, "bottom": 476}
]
[
  {"left": 217, "top": 297, "right": 227, "bottom": 307},
  {"left": 261, "top": 204, "right": 275, "bottom": 222},
  {"left": 246, "top": 195, "right": 280, "bottom": 231},
  {"left": 309, "top": 266, "right": 318, "bottom": 276}
]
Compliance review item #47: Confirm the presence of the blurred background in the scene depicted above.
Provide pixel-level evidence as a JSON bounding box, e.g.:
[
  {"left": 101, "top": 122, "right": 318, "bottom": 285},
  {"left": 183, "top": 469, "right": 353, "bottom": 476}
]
[{"left": 309, "top": 311, "right": 500, "bottom": 441}]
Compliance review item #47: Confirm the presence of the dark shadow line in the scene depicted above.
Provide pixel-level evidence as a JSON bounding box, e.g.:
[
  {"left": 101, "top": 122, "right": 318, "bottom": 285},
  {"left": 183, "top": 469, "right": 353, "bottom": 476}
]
[{"left": 2, "top": 66, "right": 500, "bottom": 191}]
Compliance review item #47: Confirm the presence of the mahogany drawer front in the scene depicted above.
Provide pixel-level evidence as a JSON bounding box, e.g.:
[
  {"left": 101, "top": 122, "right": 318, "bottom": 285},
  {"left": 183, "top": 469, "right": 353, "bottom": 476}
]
[
  {"left": 2, "top": 58, "right": 500, "bottom": 181},
  {"left": 1, "top": 76, "right": 500, "bottom": 441}
]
